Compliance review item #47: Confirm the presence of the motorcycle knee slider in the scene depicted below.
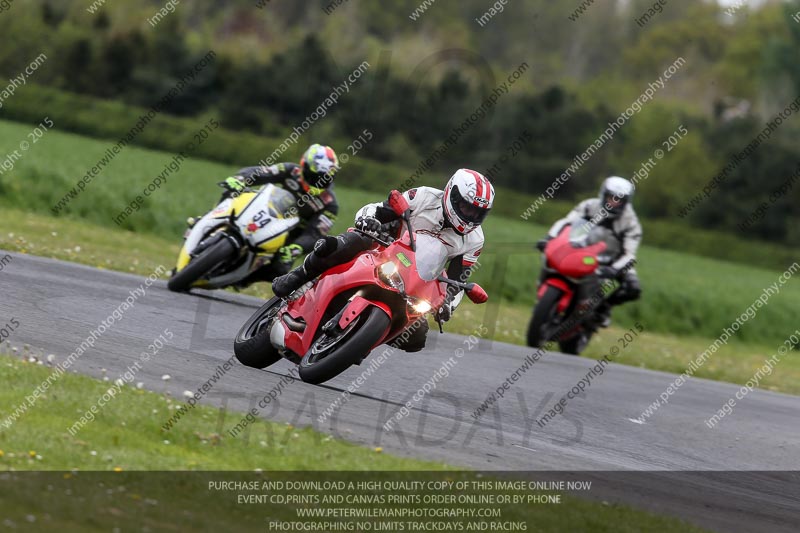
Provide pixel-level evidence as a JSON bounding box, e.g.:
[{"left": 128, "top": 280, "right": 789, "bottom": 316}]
[{"left": 628, "top": 285, "right": 642, "bottom": 301}]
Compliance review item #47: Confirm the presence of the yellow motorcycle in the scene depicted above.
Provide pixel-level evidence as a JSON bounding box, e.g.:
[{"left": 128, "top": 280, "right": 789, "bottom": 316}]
[{"left": 167, "top": 184, "right": 300, "bottom": 292}]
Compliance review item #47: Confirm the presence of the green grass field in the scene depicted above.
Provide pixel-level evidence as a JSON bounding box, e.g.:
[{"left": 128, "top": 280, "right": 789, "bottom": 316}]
[
  {"left": 1, "top": 118, "right": 798, "bottom": 393},
  {"left": 0, "top": 353, "right": 706, "bottom": 532}
]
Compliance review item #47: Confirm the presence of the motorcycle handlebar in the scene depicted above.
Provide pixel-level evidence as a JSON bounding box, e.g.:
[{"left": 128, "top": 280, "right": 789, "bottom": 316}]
[
  {"left": 355, "top": 214, "right": 415, "bottom": 250},
  {"left": 436, "top": 276, "right": 488, "bottom": 304},
  {"left": 353, "top": 227, "right": 395, "bottom": 247}
]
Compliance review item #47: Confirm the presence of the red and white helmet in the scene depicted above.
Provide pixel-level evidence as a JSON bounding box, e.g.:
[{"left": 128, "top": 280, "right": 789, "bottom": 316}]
[{"left": 442, "top": 169, "right": 494, "bottom": 235}]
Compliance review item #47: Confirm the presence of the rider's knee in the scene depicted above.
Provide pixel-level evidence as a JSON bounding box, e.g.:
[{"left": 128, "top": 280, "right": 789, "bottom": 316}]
[
  {"left": 626, "top": 279, "right": 641, "bottom": 301},
  {"left": 390, "top": 318, "right": 429, "bottom": 353},
  {"left": 400, "top": 337, "right": 427, "bottom": 353},
  {"left": 313, "top": 235, "right": 339, "bottom": 258}
]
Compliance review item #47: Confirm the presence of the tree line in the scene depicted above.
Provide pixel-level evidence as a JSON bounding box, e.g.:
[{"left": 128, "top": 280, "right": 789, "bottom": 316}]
[{"left": 0, "top": 0, "right": 798, "bottom": 246}]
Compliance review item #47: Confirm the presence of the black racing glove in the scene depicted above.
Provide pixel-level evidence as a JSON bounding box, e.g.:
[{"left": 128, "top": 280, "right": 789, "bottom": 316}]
[
  {"left": 355, "top": 216, "right": 382, "bottom": 235},
  {"left": 435, "top": 301, "right": 453, "bottom": 323},
  {"left": 536, "top": 236, "right": 552, "bottom": 252},
  {"left": 596, "top": 265, "right": 619, "bottom": 279}
]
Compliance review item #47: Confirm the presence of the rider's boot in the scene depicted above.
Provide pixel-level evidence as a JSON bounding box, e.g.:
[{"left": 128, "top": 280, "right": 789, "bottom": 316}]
[
  {"left": 272, "top": 265, "right": 311, "bottom": 297},
  {"left": 271, "top": 236, "right": 338, "bottom": 297},
  {"left": 596, "top": 302, "right": 612, "bottom": 328}
]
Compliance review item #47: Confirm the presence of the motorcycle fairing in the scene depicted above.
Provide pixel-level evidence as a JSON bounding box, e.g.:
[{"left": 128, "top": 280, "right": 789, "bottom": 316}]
[
  {"left": 280, "top": 231, "right": 447, "bottom": 359},
  {"left": 538, "top": 277, "right": 574, "bottom": 313},
  {"left": 337, "top": 296, "right": 392, "bottom": 330},
  {"left": 173, "top": 185, "right": 299, "bottom": 287},
  {"left": 544, "top": 227, "right": 607, "bottom": 278}
]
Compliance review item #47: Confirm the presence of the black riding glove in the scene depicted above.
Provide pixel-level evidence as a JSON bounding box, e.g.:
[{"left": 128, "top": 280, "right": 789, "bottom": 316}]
[
  {"left": 536, "top": 237, "right": 552, "bottom": 252},
  {"left": 597, "top": 265, "right": 619, "bottom": 279},
  {"left": 435, "top": 301, "right": 454, "bottom": 323},
  {"left": 355, "top": 216, "right": 382, "bottom": 234}
]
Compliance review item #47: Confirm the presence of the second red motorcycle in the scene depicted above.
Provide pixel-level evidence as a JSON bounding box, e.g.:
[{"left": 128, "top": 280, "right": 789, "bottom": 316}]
[{"left": 526, "top": 222, "right": 619, "bottom": 355}]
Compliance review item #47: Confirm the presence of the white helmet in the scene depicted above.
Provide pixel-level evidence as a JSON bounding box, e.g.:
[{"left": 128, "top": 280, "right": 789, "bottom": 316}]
[
  {"left": 443, "top": 169, "right": 494, "bottom": 235},
  {"left": 599, "top": 176, "right": 634, "bottom": 219}
]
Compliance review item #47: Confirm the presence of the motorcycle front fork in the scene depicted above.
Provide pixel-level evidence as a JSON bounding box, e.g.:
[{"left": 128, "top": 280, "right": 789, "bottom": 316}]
[{"left": 566, "top": 277, "right": 608, "bottom": 326}]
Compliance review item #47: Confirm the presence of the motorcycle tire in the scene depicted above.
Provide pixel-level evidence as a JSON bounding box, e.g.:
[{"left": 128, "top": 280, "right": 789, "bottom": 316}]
[
  {"left": 526, "top": 285, "right": 562, "bottom": 348},
  {"left": 298, "top": 306, "right": 390, "bottom": 385},
  {"left": 559, "top": 332, "right": 591, "bottom": 356},
  {"left": 167, "top": 237, "right": 236, "bottom": 292},
  {"left": 234, "top": 297, "right": 283, "bottom": 369}
]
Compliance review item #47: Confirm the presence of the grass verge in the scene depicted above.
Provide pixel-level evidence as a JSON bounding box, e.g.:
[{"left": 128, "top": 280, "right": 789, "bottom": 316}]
[{"left": 0, "top": 352, "right": 707, "bottom": 532}]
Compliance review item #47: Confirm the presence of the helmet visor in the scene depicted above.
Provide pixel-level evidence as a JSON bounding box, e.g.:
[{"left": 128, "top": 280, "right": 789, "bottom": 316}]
[
  {"left": 302, "top": 166, "right": 336, "bottom": 191},
  {"left": 451, "top": 186, "right": 489, "bottom": 225},
  {"left": 603, "top": 192, "right": 627, "bottom": 214}
]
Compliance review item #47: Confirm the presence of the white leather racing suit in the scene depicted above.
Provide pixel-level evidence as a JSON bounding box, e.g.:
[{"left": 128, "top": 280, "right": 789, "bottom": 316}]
[
  {"left": 357, "top": 186, "right": 485, "bottom": 314},
  {"left": 546, "top": 198, "right": 643, "bottom": 308},
  {"left": 548, "top": 198, "right": 641, "bottom": 272},
  {"left": 357, "top": 186, "right": 484, "bottom": 267}
]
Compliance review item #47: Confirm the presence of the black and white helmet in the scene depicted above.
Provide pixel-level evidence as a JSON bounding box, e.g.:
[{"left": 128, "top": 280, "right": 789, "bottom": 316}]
[{"left": 598, "top": 176, "right": 634, "bottom": 219}]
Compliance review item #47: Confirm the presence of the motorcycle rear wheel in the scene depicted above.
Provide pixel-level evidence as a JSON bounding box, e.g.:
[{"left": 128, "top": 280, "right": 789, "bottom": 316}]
[
  {"left": 234, "top": 297, "right": 283, "bottom": 369},
  {"left": 526, "top": 285, "right": 562, "bottom": 348},
  {"left": 298, "top": 306, "right": 390, "bottom": 385},
  {"left": 167, "top": 237, "right": 236, "bottom": 292}
]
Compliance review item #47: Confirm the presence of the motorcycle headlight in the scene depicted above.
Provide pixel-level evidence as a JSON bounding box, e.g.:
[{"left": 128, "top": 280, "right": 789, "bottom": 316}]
[
  {"left": 407, "top": 297, "right": 432, "bottom": 314},
  {"left": 377, "top": 261, "right": 405, "bottom": 292}
]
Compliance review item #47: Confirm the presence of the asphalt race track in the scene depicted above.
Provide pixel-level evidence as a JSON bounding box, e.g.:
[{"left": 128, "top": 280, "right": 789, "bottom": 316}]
[{"left": 2, "top": 251, "right": 798, "bottom": 532}]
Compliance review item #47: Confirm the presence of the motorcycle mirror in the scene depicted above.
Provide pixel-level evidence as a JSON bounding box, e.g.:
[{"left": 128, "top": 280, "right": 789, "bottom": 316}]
[
  {"left": 465, "top": 283, "right": 488, "bottom": 304},
  {"left": 387, "top": 190, "right": 409, "bottom": 216}
]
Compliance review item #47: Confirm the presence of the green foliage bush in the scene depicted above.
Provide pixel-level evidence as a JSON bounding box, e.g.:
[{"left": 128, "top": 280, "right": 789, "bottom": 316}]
[{"left": 0, "top": 81, "right": 285, "bottom": 166}]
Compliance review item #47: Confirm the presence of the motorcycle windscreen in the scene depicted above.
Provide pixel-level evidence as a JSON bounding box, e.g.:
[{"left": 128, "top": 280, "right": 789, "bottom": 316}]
[
  {"left": 570, "top": 223, "right": 620, "bottom": 263},
  {"left": 414, "top": 233, "right": 450, "bottom": 281},
  {"left": 567, "top": 222, "right": 595, "bottom": 246},
  {"left": 269, "top": 187, "right": 299, "bottom": 218},
  {"left": 235, "top": 185, "right": 300, "bottom": 247}
]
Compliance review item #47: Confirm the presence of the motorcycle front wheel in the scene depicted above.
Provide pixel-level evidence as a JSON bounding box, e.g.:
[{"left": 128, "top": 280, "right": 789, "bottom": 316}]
[
  {"left": 167, "top": 237, "right": 236, "bottom": 292},
  {"left": 526, "top": 285, "right": 562, "bottom": 348},
  {"left": 298, "top": 306, "right": 390, "bottom": 385}
]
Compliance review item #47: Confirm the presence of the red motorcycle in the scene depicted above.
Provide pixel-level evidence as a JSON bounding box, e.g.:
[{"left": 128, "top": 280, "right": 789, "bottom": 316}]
[
  {"left": 234, "top": 191, "right": 488, "bottom": 384},
  {"left": 526, "top": 223, "right": 618, "bottom": 355}
]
